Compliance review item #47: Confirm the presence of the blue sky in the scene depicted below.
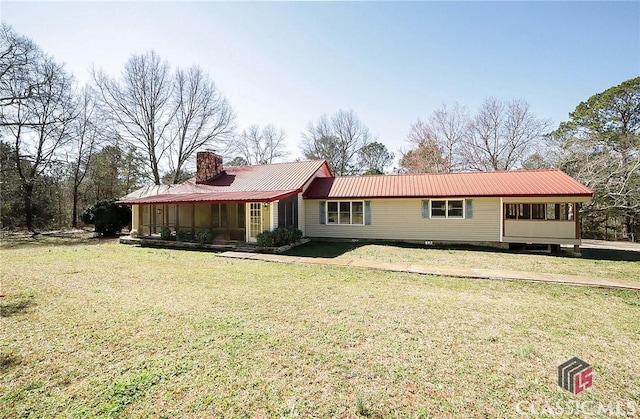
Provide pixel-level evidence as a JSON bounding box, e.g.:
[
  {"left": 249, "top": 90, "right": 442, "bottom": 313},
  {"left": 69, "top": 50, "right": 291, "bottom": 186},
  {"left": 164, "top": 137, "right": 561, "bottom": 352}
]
[{"left": 1, "top": 1, "right": 638, "bottom": 162}]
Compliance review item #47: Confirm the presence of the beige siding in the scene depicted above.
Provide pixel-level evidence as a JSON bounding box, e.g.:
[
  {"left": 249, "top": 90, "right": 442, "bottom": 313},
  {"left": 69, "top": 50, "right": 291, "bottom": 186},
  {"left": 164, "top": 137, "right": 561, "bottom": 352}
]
[
  {"left": 304, "top": 198, "right": 501, "bottom": 242},
  {"left": 298, "top": 164, "right": 332, "bottom": 236},
  {"left": 261, "top": 203, "right": 271, "bottom": 232},
  {"left": 503, "top": 196, "right": 590, "bottom": 204},
  {"left": 505, "top": 220, "right": 575, "bottom": 239},
  {"left": 298, "top": 194, "right": 306, "bottom": 235},
  {"left": 132, "top": 205, "right": 141, "bottom": 232},
  {"left": 271, "top": 201, "right": 278, "bottom": 231}
]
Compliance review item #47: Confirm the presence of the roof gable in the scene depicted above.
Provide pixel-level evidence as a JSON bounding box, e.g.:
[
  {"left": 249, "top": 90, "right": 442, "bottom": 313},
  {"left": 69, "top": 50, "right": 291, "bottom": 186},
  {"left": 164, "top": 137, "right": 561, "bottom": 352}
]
[{"left": 303, "top": 169, "right": 593, "bottom": 199}]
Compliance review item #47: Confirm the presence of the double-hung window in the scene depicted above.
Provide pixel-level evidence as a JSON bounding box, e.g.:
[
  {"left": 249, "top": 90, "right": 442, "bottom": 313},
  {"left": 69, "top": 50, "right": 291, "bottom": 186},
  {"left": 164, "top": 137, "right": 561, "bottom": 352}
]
[
  {"left": 326, "top": 201, "right": 365, "bottom": 225},
  {"left": 429, "top": 199, "right": 465, "bottom": 219}
]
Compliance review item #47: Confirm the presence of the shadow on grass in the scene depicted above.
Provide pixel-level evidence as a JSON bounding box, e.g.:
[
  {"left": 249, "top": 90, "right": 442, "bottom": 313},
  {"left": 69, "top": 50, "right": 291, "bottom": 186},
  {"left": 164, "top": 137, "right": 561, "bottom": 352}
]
[
  {"left": 0, "top": 232, "right": 119, "bottom": 250},
  {"left": 283, "top": 241, "right": 365, "bottom": 258},
  {"left": 284, "top": 240, "right": 640, "bottom": 262},
  {"left": 283, "top": 240, "right": 507, "bottom": 259},
  {"left": 0, "top": 352, "right": 21, "bottom": 372},
  {"left": 0, "top": 294, "right": 35, "bottom": 317},
  {"left": 577, "top": 248, "right": 640, "bottom": 262}
]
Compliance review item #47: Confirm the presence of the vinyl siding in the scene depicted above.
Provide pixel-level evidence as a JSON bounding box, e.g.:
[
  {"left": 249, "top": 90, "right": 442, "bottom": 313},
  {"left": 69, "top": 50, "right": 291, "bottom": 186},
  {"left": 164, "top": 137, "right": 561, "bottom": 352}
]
[
  {"left": 298, "top": 194, "right": 306, "bottom": 236},
  {"left": 502, "top": 196, "right": 590, "bottom": 204},
  {"left": 505, "top": 220, "right": 575, "bottom": 239},
  {"left": 270, "top": 201, "right": 278, "bottom": 231},
  {"left": 304, "top": 198, "right": 501, "bottom": 242},
  {"left": 298, "top": 165, "right": 331, "bottom": 236}
]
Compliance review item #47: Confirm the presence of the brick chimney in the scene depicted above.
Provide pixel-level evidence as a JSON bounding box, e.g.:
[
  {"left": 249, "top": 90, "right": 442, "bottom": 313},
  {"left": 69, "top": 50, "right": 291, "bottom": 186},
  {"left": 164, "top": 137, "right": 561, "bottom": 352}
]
[{"left": 196, "top": 151, "right": 223, "bottom": 184}]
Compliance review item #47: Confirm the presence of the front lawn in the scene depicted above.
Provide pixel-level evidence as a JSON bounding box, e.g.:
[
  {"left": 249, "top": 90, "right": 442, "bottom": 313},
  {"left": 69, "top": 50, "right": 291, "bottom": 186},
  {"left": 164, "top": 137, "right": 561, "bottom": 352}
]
[
  {"left": 286, "top": 241, "right": 640, "bottom": 282},
  {"left": 1, "top": 237, "right": 639, "bottom": 417}
]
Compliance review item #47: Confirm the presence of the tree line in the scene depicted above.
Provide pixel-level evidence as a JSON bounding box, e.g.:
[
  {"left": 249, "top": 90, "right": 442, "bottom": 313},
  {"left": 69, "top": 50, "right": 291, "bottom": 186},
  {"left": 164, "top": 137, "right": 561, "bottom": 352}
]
[{"left": 1, "top": 23, "right": 637, "bottom": 240}]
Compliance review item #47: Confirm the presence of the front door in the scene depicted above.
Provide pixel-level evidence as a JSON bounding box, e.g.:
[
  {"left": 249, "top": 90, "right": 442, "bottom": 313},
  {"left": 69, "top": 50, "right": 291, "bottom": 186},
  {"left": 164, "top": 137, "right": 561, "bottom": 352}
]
[{"left": 248, "top": 203, "right": 262, "bottom": 242}]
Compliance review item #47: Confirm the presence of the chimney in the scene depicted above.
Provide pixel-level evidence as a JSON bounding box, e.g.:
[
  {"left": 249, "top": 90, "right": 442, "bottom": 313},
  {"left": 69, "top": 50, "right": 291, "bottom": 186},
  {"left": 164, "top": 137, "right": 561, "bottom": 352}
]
[{"left": 196, "top": 151, "right": 223, "bottom": 184}]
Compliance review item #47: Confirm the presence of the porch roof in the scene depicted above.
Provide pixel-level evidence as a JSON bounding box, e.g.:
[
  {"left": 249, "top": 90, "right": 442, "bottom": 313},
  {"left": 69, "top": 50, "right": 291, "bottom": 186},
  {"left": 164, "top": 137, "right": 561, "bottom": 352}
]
[
  {"left": 118, "top": 159, "right": 331, "bottom": 205},
  {"left": 118, "top": 189, "right": 299, "bottom": 205}
]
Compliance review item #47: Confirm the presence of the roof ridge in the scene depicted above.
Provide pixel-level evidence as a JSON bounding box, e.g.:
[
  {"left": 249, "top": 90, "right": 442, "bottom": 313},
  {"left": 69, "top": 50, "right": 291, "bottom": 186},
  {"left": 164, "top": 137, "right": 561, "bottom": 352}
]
[
  {"left": 229, "top": 159, "right": 326, "bottom": 169},
  {"left": 332, "top": 168, "right": 563, "bottom": 179}
]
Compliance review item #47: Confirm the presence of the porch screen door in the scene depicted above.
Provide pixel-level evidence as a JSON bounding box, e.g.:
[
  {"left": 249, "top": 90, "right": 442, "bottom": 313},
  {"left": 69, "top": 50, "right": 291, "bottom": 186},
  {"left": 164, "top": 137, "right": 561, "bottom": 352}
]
[{"left": 249, "top": 203, "right": 262, "bottom": 242}]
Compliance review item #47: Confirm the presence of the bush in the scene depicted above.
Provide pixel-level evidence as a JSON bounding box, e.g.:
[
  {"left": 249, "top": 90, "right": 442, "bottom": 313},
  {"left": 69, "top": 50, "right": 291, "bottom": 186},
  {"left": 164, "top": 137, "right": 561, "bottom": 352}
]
[
  {"left": 176, "top": 229, "right": 192, "bottom": 242},
  {"left": 81, "top": 200, "right": 131, "bottom": 236},
  {"left": 160, "top": 227, "right": 172, "bottom": 240},
  {"left": 196, "top": 229, "right": 213, "bottom": 244},
  {"left": 256, "top": 227, "right": 302, "bottom": 247}
]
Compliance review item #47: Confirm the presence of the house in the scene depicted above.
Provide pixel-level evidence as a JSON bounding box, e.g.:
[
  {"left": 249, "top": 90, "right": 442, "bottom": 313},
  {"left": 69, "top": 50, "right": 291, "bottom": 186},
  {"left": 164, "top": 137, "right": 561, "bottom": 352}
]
[{"left": 118, "top": 151, "right": 593, "bottom": 251}]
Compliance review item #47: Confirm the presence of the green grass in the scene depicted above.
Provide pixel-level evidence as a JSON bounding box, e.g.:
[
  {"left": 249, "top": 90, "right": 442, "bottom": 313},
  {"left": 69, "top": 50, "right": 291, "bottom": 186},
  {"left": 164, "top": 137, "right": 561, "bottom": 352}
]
[
  {"left": 286, "top": 241, "right": 640, "bottom": 281},
  {"left": 1, "top": 237, "right": 639, "bottom": 417}
]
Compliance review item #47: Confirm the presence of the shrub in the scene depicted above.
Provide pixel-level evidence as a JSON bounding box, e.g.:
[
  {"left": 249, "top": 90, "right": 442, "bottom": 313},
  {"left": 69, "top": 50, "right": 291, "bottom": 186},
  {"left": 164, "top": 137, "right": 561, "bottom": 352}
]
[
  {"left": 196, "top": 229, "right": 213, "bottom": 244},
  {"left": 81, "top": 200, "right": 131, "bottom": 236},
  {"left": 160, "top": 227, "right": 172, "bottom": 240},
  {"left": 256, "top": 227, "right": 302, "bottom": 247},
  {"left": 176, "top": 229, "right": 192, "bottom": 242}
]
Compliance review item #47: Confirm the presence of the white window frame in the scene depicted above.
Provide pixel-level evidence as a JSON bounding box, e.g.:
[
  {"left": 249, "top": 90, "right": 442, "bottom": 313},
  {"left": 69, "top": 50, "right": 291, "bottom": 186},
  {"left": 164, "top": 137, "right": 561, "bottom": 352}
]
[
  {"left": 326, "top": 200, "right": 365, "bottom": 225},
  {"left": 430, "top": 199, "right": 465, "bottom": 219}
]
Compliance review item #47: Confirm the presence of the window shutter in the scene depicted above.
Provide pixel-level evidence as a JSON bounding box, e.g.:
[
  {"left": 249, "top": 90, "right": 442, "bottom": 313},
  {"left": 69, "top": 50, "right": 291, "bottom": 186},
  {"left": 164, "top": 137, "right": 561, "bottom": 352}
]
[
  {"left": 320, "top": 201, "right": 326, "bottom": 224},
  {"left": 465, "top": 199, "right": 473, "bottom": 219},
  {"left": 421, "top": 200, "right": 429, "bottom": 218},
  {"left": 364, "top": 201, "right": 371, "bottom": 225}
]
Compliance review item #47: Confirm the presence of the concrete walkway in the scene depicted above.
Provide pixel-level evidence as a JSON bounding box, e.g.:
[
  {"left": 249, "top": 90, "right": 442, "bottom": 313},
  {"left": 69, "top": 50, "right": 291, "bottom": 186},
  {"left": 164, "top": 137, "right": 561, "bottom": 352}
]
[{"left": 218, "top": 251, "right": 640, "bottom": 291}]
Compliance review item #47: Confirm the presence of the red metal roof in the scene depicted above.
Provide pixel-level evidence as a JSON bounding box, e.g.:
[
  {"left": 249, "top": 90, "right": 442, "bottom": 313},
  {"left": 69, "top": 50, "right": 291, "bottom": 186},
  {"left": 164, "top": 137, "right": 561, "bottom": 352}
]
[
  {"left": 118, "top": 160, "right": 330, "bottom": 205},
  {"left": 303, "top": 169, "right": 593, "bottom": 199},
  {"left": 120, "top": 190, "right": 299, "bottom": 205}
]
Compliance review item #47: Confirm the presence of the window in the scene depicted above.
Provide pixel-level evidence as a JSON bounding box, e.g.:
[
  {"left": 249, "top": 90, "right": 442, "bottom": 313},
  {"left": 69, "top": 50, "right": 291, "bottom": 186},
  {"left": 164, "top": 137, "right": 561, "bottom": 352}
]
[
  {"left": 431, "top": 200, "right": 447, "bottom": 217},
  {"left": 505, "top": 202, "right": 577, "bottom": 221},
  {"left": 506, "top": 204, "right": 518, "bottom": 219},
  {"left": 448, "top": 200, "right": 464, "bottom": 218},
  {"left": 429, "top": 199, "right": 465, "bottom": 219},
  {"left": 339, "top": 202, "right": 350, "bottom": 223},
  {"left": 327, "top": 202, "right": 338, "bottom": 224},
  {"left": 352, "top": 201, "right": 364, "bottom": 224},
  {"left": 326, "top": 201, "right": 365, "bottom": 225},
  {"left": 518, "top": 204, "right": 531, "bottom": 219},
  {"left": 546, "top": 203, "right": 556, "bottom": 220},
  {"left": 532, "top": 204, "right": 546, "bottom": 220}
]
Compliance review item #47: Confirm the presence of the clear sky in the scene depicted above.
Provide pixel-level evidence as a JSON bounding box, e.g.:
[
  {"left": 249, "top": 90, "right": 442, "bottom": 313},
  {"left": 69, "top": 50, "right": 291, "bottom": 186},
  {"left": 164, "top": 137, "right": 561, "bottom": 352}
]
[{"left": 1, "top": 1, "right": 639, "bottom": 162}]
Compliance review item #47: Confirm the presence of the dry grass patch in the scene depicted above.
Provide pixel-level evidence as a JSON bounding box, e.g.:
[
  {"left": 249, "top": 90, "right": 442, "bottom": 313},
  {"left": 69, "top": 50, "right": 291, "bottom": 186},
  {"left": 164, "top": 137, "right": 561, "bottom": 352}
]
[{"left": 1, "top": 238, "right": 639, "bottom": 417}]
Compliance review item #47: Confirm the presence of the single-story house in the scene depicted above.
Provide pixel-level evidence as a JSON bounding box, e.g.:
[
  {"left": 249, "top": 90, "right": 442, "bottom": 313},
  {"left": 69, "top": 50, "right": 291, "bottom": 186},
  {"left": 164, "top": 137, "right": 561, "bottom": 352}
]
[{"left": 118, "top": 151, "right": 593, "bottom": 251}]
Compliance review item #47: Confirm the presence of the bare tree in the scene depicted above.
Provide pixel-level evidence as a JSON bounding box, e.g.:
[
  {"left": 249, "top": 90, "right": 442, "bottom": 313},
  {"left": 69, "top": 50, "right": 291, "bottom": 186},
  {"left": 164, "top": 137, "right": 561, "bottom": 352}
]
[
  {"left": 93, "top": 51, "right": 173, "bottom": 185},
  {"left": 427, "top": 103, "right": 469, "bottom": 171},
  {"left": 0, "top": 23, "right": 40, "bottom": 108},
  {"left": 2, "top": 49, "right": 75, "bottom": 231},
  {"left": 222, "top": 123, "right": 286, "bottom": 166},
  {"left": 67, "top": 85, "right": 102, "bottom": 227},
  {"left": 167, "top": 66, "right": 234, "bottom": 183},
  {"left": 301, "top": 109, "right": 371, "bottom": 175},
  {"left": 463, "top": 98, "right": 551, "bottom": 171}
]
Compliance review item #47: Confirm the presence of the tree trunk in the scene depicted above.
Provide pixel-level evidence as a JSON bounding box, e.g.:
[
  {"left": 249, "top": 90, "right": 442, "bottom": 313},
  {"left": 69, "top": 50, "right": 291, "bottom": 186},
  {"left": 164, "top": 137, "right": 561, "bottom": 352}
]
[
  {"left": 623, "top": 213, "right": 632, "bottom": 240},
  {"left": 72, "top": 184, "right": 79, "bottom": 228},
  {"left": 23, "top": 182, "right": 34, "bottom": 232}
]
